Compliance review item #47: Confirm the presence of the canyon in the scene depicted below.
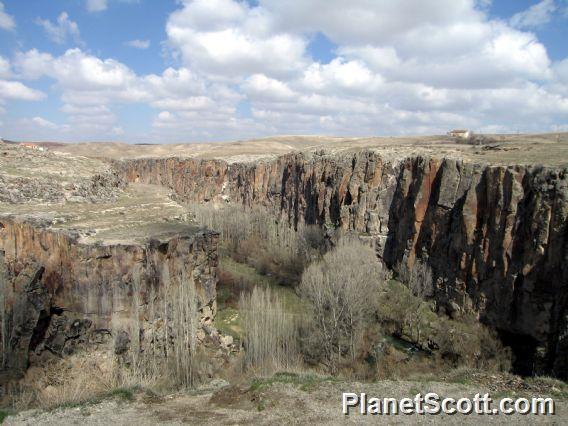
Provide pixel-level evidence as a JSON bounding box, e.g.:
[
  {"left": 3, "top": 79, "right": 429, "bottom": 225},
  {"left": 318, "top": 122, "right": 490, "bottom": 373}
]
[
  {"left": 1, "top": 133, "right": 567, "bottom": 382},
  {"left": 0, "top": 142, "right": 220, "bottom": 381}
]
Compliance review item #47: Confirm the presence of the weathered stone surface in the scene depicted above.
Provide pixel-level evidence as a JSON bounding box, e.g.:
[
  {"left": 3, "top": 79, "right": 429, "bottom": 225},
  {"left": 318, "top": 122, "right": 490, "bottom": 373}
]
[
  {"left": 0, "top": 143, "right": 125, "bottom": 204},
  {"left": 114, "top": 151, "right": 568, "bottom": 377},
  {"left": 0, "top": 216, "right": 219, "bottom": 375},
  {"left": 1, "top": 262, "right": 49, "bottom": 373}
]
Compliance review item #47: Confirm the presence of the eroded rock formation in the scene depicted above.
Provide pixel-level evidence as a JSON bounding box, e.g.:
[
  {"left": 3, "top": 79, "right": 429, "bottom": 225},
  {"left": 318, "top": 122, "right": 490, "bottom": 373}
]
[
  {"left": 115, "top": 151, "right": 568, "bottom": 377},
  {"left": 0, "top": 215, "right": 219, "bottom": 377}
]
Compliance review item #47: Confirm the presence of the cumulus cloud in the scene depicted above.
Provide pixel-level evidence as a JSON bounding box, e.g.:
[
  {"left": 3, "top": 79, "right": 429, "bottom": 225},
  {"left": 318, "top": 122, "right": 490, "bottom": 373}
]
[
  {"left": 0, "top": 80, "right": 45, "bottom": 101},
  {"left": 86, "top": 0, "right": 108, "bottom": 13},
  {"left": 16, "top": 49, "right": 137, "bottom": 91},
  {"left": 5, "top": 0, "right": 568, "bottom": 142},
  {"left": 36, "top": 12, "right": 82, "bottom": 45},
  {"left": 242, "top": 74, "right": 296, "bottom": 102},
  {"left": 12, "top": 48, "right": 243, "bottom": 139},
  {"left": 260, "top": 0, "right": 485, "bottom": 46},
  {"left": 166, "top": 0, "right": 308, "bottom": 79},
  {"left": 125, "top": 39, "right": 150, "bottom": 49},
  {"left": 0, "top": 2, "right": 15, "bottom": 31}
]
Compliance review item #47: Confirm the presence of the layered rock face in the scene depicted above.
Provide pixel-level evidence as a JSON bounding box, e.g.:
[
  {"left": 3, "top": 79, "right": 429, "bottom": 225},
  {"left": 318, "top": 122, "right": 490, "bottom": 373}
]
[
  {"left": 115, "top": 151, "right": 568, "bottom": 377},
  {"left": 0, "top": 215, "right": 218, "bottom": 376}
]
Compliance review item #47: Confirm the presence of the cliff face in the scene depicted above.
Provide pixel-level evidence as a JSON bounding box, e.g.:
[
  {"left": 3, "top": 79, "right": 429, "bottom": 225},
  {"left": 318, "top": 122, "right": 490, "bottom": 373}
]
[
  {"left": 0, "top": 215, "right": 218, "bottom": 376},
  {"left": 115, "top": 152, "right": 568, "bottom": 377}
]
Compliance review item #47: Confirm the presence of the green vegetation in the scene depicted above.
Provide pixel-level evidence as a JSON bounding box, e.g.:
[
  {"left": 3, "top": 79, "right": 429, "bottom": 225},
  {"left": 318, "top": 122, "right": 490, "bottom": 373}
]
[
  {"left": 189, "top": 203, "right": 513, "bottom": 386},
  {"left": 220, "top": 257, "right": 308, "bottom": 314},
  {"left": 215, "top": 306, "right": 242, "bottom": 339},
  {"left": 249, "top": 372, "right": 339, "bottom": 393},
  {"left": 106, "top": 387, "right": 136, "bottom": 402},
  {"left": 191, "top": 204, "right": 325, "bottom": 286},
  {"left": 0, "top": 409, "right": 14, "bottom": 423},
  {"left": 215, "top": 256, "right": 310, "bottom": 344},
  {"left": 46, "top": 386, "right": 140, "bottom": 413}
]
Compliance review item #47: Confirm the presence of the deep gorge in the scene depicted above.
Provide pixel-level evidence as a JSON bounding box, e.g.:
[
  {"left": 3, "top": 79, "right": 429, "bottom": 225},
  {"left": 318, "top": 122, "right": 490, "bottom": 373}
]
[{"left": 114, "top": 151, "right": 568, "bottom": 378}]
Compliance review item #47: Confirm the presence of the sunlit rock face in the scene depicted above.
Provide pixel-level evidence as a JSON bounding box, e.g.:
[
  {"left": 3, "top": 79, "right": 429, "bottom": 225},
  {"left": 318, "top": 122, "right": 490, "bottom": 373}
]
[{"left": 115, "top": 151, "right": 568, "bottom": 377}]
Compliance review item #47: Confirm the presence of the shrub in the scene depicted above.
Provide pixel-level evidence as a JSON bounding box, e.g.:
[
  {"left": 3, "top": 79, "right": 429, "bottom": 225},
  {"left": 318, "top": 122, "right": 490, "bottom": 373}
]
[
  {"left": 376, "top": 280, "right": 511, "bottom": 372},
  {"left": 396, "top": 259, "right": 434, "bottom": 298},
  {"left": 190, "top": 204, "right": 325, "bottom": 286},
  {"left": 376, "top": 280, "right": 437, "bottom": 347},
  {"left": 434, "top": 315, "right": 511, "bottom": 371}
]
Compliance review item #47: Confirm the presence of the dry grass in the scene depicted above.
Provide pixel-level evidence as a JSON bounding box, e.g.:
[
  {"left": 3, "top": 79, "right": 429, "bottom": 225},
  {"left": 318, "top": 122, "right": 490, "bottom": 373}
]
[
  {"left": 48, "top": 133, "right": 568, "bottom": 167},
  {"left": 4, "top": 353, "right": 140, "bottom": 411}
]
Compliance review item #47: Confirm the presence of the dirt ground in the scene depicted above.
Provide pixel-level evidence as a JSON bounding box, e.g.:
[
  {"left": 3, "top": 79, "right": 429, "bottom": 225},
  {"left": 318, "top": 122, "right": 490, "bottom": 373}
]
[
  {"left": 4, "top": 377, "right": 566, "bottom": 425},
  {"left": 41, "top": 132, "right": 568, "bottom": 167}
]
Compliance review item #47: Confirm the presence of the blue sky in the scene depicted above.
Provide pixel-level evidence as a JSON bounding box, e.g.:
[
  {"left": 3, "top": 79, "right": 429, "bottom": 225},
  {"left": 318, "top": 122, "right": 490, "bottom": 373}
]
[{"left": 0, "top": 0, "right": 567, "bottom": 143}]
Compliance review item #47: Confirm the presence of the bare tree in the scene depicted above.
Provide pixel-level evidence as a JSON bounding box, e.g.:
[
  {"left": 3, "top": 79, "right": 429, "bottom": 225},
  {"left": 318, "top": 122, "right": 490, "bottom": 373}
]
[
  {"left": 299, "top": 237, "right": 386, "bottom": 373},
  {"left": 191, "top": 203, "right": 325, "bottom": 285},
  {"left": 239, "top": 286, "right": 299, "bottom": 375}
]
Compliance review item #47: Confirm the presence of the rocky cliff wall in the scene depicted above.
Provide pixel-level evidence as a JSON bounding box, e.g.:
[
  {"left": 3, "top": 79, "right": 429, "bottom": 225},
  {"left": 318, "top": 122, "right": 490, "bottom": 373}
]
[
  {"left": 114, "top": 151, "right": 568, "bottom": 377},
  {"left": 0, "top": 215, "right": 218, "bottom": 376}
]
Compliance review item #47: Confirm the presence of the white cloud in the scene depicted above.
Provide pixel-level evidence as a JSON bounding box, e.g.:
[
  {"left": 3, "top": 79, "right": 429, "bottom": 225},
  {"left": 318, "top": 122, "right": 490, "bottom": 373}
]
[
  {"left": 300, "top": 58, "right": 383, "bottom": 94},
  {"left": 0, "top": 2, "right": 15, "bottom": 31},
  {"left": 0, "top": 80, "right": 45, "bottom": 101},
  {"left": 125, "top": 39, "right": 150, "bottom": 49},
  {"left": 242, "top": 74, "right": 296, "bottom": 102},
  {"left": 157, "top": 111, "right": 176, "bottom": 122},
  {"left": 16, "top": 49, "right": 137, "bottom": 91},
  {"left": 151, "top": 96, "right": 214, "bottom": 110},
  {"left": 166, "top": 0, "right": 308, "bottom": 79},
  {"left": 5, "top": 0, "right": 568, "bottom": 142},
  {"left": 32, "top": 116, "right": 58, "bottom": 129},
  {"left": 86, "top": 0, "right": 108, "bottom": 12},
  {"left": 260, "top": 0, "right": 484, "bottom": 46},
  {"left": 0, "top": 56, "right": 10, "bottom": 78},
  {"left": 510, "top": 0, "right": 557, "bottom": 29},
  {"left": 36, "top": 12, "right": 81, "bottom": 45}
]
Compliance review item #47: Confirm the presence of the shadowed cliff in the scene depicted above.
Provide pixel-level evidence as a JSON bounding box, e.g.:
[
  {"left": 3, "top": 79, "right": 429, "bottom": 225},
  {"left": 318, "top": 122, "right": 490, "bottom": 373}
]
[{"left": 114, "top": 150, "right": 568, "bottom": 377}]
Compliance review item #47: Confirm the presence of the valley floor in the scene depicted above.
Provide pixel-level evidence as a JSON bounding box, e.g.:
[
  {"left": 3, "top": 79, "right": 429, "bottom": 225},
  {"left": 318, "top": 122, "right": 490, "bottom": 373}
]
[{"left": 4, "top": 375, "right": 567, "bottom": 425}]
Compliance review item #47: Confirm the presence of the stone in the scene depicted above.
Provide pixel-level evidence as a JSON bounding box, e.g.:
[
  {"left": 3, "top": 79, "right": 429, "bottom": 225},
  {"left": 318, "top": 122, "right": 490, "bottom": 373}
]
[
  {"left": 114, "top": 150, "right": 568, "bottom": 378},
  {"left": 114, "top": 330, "right": 130, "bottom": 355},
  {"left": 220, "top": 335, "right": 233, "bottom": 348},
  {"left": 2, "top": 262, "right": 50, "bottom": 374}
]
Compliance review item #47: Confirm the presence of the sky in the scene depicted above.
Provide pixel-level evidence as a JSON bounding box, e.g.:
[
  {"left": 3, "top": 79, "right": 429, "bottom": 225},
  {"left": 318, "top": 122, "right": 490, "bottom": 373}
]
[{"left": 0, "top": 0, "right": 567, "bottom": 143}]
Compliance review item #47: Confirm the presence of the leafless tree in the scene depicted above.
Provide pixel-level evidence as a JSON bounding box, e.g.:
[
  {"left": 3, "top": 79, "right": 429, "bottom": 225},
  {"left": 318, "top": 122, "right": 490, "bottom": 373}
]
[
  {"left": 239, "top": 286, "right": 299, "bottom": 375},
  {"left": 298, "top": 237, "right": 386, "bottom": 373}
]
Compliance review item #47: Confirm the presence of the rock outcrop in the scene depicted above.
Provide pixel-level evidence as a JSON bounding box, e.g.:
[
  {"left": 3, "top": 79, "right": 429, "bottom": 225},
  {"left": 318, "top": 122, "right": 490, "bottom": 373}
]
[
  {"left": 114, "top": 151, "right": 568, "bottom": 377},
  {"left": 0, "top": 215, "right": 219, "bottom": 378},
  {"left": 0, "top": 141, "right": 125, "bottom": 204}
]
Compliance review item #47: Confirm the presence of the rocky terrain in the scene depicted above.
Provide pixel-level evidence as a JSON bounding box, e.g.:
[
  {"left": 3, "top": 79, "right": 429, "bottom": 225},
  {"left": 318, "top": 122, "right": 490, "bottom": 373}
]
[
  {"left": 0, "top": 133, "right": 567, "bottom": 423},
  {"left": 45, "top": 132, "right": 568, "bottom": 167},
  {"left": 112, "top": 133, "right": 568, "bottom": 379},
  {"left": 0, "top": 142, "right": 124, "bottom": 204},
  {"left": 0, "top": 141, "right": 220, "bottom": 383},
  {"left": 5, "top": 373, "right": 568, "bottom": 425}
]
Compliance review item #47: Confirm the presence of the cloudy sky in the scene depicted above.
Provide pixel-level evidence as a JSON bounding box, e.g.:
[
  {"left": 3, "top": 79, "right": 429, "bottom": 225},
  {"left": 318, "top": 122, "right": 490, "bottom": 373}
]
[{"left": 0, "top": 0, "right": 567, "bottom": 143}]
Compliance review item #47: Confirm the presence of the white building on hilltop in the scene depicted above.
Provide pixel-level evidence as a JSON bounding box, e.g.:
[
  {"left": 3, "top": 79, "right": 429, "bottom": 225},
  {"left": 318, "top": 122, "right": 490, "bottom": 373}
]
[{"left": 448, "top": 129, "right": 471, "bottom": 139}]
